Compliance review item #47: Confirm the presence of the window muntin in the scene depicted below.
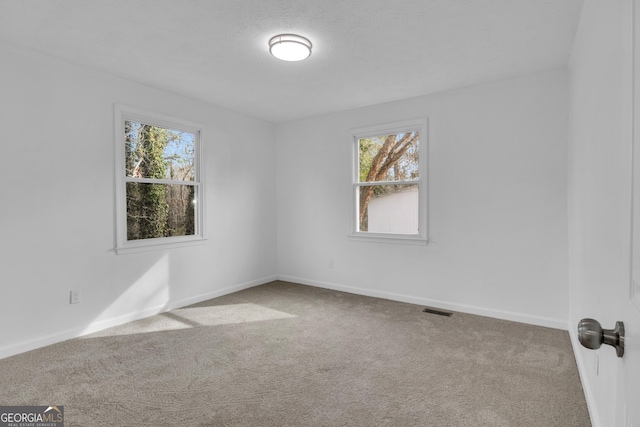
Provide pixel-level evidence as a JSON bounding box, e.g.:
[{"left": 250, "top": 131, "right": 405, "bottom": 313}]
[
  {"left": 352, "top": 119, "right": 427, "bottom": 243},
  {"left": 115, "top": 106, "right": 205, "bottom": 253}
]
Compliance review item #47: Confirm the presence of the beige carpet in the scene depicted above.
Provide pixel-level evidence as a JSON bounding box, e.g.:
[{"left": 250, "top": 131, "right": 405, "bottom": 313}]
[{"left": 0, "top": 281, "right": 590, "bottom": 426}]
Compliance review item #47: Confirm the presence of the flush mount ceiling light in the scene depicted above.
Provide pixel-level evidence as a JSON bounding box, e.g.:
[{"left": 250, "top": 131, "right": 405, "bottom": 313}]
[{"left": 269, "top": 34, "right": 312, "bottom": 61}]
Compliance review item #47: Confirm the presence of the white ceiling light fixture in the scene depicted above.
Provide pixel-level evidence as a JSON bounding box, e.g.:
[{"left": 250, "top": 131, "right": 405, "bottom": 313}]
[{"left": 269, "top": 34, "right": 312, "bottom": 62}]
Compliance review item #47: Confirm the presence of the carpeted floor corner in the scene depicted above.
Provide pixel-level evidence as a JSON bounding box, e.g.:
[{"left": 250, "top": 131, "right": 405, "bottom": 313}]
[{"left": 0, "top": 281, "right": 591, "bottom": 426}]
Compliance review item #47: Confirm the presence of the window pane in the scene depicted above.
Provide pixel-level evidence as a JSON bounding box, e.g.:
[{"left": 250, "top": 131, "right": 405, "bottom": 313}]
[
  {"left": 125, "top": 121, "right": 195, "bottom": 181},
  {"left": 358, "top": 184, "right": 418, "bottom": 234},
  {"left": 358, "top": 131, "right": 419, "bottom": 183},
  {"left": 126, "top": 182, "right": 196, "bottom": 240}
]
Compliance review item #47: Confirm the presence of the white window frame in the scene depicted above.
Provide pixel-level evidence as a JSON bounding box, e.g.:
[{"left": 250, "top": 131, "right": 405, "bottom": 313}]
[
  {"left": 349, "top": 118, "right": 428, "bottom": 245},
  {"left": 114, "top": 105, "right": 206, "bottom": 254}
]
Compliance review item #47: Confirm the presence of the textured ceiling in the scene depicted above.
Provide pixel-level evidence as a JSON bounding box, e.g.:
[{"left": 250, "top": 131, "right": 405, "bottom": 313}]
[{"left": 0, "top": 0, "right": 585, "bottom": 123}]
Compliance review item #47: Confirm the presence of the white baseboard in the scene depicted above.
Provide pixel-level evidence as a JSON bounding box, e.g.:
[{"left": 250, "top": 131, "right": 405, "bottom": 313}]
[
  {"left": 1, "top": 274, "right": 568, "bottom": 360},
  {"left": 0, "top": 275, "right": 277, "bottom": 360},
  {"left": 277, "top": 275, "right": 569, "bottom": 330},
  {"left": 569, "top": 327, "right": 600, "bottom": 427}
]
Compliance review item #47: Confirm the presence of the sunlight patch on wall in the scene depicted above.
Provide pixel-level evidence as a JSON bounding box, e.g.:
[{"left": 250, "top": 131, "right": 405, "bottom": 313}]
[{"left": 85, "top": 254, "right": 171, "bottom": 334}]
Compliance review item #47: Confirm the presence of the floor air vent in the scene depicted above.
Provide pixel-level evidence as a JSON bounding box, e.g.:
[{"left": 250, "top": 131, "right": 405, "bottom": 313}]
[{"left": 422, "top": 307, "right": 452, "bottom": 317}]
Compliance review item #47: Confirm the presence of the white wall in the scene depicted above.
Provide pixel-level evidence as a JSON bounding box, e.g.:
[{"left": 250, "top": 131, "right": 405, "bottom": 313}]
[
  {"left": 568, "top": 1, "right": 633, "bottom": 425},
  {"left": 276, "top": 69, "right": 570, "bottom": 328},
  {"left": 0, "top": 44, "right": 278, "bottom": 358}
]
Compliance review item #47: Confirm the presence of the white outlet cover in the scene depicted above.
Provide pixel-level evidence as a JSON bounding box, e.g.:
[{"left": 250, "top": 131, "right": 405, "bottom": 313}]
[{"left": 70, "top": 290, "right": 80, "bottom": 304}]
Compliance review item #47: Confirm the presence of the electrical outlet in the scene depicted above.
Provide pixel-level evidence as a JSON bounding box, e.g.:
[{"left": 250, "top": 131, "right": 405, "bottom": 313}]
[
  {"left": 329, "top": 259, "right": 334, "bottom": 269},
  {"left": 70, "top": 290, "right": 80, "bottom": 304}
]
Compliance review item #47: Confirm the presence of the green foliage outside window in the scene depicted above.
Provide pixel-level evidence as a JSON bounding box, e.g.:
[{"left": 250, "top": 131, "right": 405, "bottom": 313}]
[{"left": 124, "top": 121, "right": 196, "bottom": 241}]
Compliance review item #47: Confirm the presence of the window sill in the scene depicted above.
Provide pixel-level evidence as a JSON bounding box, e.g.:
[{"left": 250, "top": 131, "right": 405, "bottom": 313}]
[
  {"left": 116, "top": 236, "right": 207, "bottom": 255},
  {"left": 348, "top": 233, "right": 428, "bottom": 246}
]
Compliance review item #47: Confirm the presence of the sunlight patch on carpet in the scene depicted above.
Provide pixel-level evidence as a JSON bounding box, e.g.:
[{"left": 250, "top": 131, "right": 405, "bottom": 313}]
[
  {"left": 85, "top": 304, "right": 297, "bottom": 337},
  {"left": 173, "top": 304, "right": 297, "bottom": 327}
]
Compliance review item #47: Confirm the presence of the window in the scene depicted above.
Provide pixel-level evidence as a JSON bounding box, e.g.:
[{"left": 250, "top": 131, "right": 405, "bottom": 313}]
[
  {"left": 115, "top": 105, "right": 205, "bottom": 254},
  {"left": 351, "top": 119, "right": 427, "bottom": 244}
]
